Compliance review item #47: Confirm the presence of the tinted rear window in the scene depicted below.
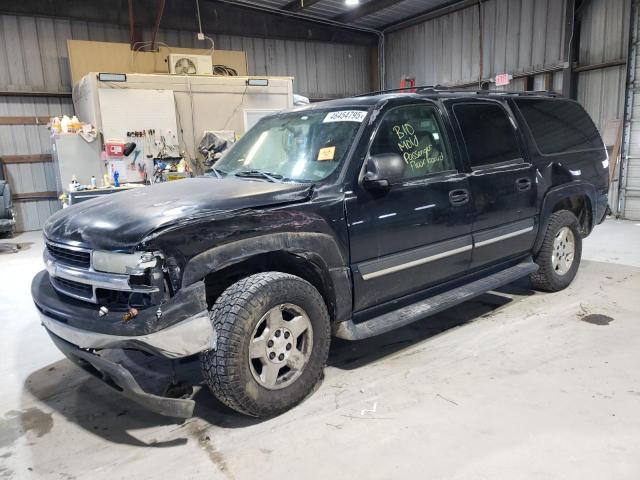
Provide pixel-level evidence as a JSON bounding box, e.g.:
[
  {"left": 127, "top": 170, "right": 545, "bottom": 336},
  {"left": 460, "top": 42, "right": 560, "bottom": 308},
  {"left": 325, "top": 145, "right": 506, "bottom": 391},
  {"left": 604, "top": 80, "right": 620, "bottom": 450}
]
[
  {"left": 453, "top": 103, "right": 522, "bottom": 168},
  {"left": 514, "top": 99, "right": 602, "bottom": 154}
]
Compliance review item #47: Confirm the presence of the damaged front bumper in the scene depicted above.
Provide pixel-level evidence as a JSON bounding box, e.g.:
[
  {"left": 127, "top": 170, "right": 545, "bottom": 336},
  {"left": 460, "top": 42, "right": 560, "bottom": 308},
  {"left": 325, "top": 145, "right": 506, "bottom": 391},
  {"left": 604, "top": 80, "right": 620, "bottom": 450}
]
[
  {"left": 37, "top": 306, "right": 215, "bottom": 359},
  {"left": 32, "top": 270, "right": 216, "bottom": 418},
  {"left": 48, "top": 332, "right": 197, "bottom": 418}
]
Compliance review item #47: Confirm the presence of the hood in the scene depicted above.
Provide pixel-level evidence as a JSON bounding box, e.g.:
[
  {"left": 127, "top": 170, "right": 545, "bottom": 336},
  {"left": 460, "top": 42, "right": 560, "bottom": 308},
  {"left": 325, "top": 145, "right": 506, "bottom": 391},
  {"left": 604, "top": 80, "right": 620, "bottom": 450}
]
[{"left": 44, "top": 177, "right": 312, "bottom": 250}]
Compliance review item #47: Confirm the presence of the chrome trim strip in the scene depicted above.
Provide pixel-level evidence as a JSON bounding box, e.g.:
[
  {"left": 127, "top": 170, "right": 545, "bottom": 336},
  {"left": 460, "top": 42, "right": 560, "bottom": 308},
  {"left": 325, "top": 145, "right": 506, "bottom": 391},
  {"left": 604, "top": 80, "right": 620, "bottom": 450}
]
[
  {"left": 39, "top": 309, "right": 216, "bottom": 358},
  {"left": 45, "top": 238, "right": 92, "bottom": 253},
  {"left": 474, "top": 226, "right": 534, "bottom": 248},
  {"left": 361, "top": 244, "right": 472, "bottom": 280}
]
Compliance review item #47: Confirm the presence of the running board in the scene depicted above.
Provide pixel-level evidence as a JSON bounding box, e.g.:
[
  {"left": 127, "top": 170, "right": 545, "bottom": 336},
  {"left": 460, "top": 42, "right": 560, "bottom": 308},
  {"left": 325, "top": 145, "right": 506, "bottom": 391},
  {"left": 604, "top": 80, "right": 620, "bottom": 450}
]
[{"left": 334, "top": 258, "right": 538, "bottom": 341}]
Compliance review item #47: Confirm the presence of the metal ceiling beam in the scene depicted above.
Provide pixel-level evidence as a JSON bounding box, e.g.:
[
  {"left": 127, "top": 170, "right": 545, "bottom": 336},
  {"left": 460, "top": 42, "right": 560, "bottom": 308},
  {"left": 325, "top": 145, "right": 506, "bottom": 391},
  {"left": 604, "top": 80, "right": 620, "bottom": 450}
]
[
  {"left": 0, "top": 0, "right": 378, "bottom": 46},
  {"left": 382, "top": 0, "right": 479, "bottom": 32},
  {"left": 283, "top": 0, "right": 325, "bottom": 12},
  {"left": 148, "top": 0, "right": 166, "bottom": 52},
  {"left": 333, "top": 0, "right": 399, "bottom": 23}
]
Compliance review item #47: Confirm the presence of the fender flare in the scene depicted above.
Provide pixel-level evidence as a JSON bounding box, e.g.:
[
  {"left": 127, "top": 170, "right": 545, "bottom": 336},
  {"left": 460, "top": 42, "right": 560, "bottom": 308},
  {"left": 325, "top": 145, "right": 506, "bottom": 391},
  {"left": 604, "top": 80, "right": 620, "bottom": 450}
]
[
  {"left": 533, "top": 181, "right": 596, "bottom": 253},
  {"left": 181, "top": 232, "right": 352, "bottom": 323}
]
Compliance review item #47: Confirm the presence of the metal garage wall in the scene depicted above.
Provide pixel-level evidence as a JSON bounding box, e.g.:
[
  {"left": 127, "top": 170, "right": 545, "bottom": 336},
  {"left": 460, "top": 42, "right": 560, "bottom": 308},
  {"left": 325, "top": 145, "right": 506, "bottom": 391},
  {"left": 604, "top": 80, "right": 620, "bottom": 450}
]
[
  {"left": 0, "top": 97, "right": 72, "bottom": 232},
  {"left": 621, "top": 0, "right": 640, "bottom": 220},
  {"left": 383, "top": 0, "right": 566, "bottom": 89},
  {"left": 0, "top": 14, "right": 373, "bottom": 230},
  {"left": 576, "top": 0, "right": 631, "bottom": 132},
  {"left": 0, "top": 14, "right": 372, "bottom": 101}
]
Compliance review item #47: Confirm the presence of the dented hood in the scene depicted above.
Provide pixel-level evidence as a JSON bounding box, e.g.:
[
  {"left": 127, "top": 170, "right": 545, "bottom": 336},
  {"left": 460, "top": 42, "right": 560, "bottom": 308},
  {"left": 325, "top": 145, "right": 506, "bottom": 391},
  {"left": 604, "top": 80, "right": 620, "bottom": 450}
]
[{"left": 44, "top": 177, "right": 312, "bottom": 250}]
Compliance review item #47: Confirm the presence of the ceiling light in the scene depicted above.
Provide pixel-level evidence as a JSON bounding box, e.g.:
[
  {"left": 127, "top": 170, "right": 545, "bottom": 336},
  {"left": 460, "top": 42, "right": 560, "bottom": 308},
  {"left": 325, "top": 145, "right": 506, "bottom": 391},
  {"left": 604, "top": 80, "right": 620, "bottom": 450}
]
[{"left": 345, "top": 0, "right": 360, "bottom": 6}]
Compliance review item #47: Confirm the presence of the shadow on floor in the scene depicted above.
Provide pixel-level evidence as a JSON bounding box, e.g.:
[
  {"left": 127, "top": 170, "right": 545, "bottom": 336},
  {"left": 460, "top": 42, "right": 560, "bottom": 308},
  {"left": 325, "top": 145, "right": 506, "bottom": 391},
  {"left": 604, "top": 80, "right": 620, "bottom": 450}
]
[
  {"left": 21, "top": 279, "right": 533, "bottom": 444},
  {"left": 0, "top": 241, "right": 33, "bottom": 254}
]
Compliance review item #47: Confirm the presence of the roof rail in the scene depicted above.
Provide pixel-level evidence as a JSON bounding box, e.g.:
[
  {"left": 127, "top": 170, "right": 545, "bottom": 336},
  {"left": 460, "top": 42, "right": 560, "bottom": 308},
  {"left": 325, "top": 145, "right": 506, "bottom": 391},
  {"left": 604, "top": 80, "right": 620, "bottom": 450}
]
[
  {"left": 353, "top": 84, "right": 447, "bottom": 97},
  {"left": 353, "top": 86, "right": 560, "bottom": 98},
  {"left": 453, "top": 89, "right": 560, "bottom": 97}
]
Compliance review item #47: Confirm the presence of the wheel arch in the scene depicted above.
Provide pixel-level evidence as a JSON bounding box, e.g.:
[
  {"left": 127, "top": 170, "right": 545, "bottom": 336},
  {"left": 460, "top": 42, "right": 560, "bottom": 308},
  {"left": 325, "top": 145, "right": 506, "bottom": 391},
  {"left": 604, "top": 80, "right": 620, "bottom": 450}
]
[
  {"left": 533, "top": 182, "right": 596, "bottom": 253},
  {"left": 181, "top": 233, "right": 352, "bottom": 323}
]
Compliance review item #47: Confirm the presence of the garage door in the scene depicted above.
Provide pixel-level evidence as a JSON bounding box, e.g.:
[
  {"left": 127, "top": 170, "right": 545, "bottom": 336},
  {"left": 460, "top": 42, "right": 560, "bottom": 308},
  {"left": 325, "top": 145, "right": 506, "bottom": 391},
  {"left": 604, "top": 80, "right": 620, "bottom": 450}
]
[{"left": 622, "top": 6, "right": 640, "bottom": 220}]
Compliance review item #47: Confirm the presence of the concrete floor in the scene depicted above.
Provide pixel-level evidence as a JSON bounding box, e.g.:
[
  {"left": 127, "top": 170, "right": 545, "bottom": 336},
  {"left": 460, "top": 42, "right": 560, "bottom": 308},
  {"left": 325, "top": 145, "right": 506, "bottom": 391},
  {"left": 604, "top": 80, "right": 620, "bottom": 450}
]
[{"left": 1, "top": 219, "right": 640, "bottom": 480}]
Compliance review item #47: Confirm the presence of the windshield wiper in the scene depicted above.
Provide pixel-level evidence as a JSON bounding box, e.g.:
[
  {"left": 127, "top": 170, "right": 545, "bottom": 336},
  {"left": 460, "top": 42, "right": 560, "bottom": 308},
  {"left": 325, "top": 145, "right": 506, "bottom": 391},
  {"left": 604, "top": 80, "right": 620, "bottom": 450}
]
[
  {"left": 234, "top": 170, "right": 283, "bottom": 183},
  {"left": 209, "top": 168, "right": 224, "bottom": 179}
]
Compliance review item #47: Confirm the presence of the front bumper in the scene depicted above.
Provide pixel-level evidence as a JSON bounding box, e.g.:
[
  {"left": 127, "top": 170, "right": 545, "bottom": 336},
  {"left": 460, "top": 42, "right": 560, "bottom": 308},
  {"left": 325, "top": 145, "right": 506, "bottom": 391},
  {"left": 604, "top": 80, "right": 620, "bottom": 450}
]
[
  {"left": 32, "top": 270, "right": 208, "bottom": 337},
  {"left": 38, "top": 307, "right": 216, "bottom": 359},
  {"left": 32, "top": 270, "right": 216, "bottom": 418},
  {"left": 0, "top": 217, "right": 15, "bottom": 232},
  {"left": 48, "top": 332, "right": 196, "bottom": 418}
]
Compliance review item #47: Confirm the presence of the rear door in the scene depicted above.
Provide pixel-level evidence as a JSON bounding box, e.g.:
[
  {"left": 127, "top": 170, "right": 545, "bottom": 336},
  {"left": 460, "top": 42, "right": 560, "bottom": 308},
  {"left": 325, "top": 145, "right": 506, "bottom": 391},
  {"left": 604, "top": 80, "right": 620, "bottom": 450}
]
[
  {"left": 446, "top": 99, "right": 538, "bottom": 270},
  {"left": 345, "top": 101, "right": 474, "bottom": 311}
]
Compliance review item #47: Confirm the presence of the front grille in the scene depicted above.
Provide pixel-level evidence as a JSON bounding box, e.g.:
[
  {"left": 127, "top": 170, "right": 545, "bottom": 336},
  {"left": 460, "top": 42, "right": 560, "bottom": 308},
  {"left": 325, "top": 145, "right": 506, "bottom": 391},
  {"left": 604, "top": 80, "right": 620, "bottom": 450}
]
[
  {"left": 46, "top": 242, "right": 91, "bottom": 268},
  {"left": 51, "top": 276, "right": 93, "bottom": 300}
]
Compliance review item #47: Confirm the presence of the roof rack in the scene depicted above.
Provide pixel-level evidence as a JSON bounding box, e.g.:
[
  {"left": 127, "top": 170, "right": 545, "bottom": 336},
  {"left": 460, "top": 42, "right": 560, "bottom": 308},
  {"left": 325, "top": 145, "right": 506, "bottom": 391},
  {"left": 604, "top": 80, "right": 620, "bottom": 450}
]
[
  {"left": 354, "top": 86, "right": 560, "bottom": 98},
  {"left": 353, "top": 84, "right": 446, "bottom": 97},
  {"left": 447, "top": 89, "right": 560, "bottom": 97}
]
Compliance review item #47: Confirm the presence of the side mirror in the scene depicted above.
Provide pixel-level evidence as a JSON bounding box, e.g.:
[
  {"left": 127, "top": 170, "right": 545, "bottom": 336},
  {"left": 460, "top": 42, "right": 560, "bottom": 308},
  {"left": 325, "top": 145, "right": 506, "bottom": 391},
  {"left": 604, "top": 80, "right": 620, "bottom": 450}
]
[{"left": 362, "top": 153, "right": 405, "bottom": 190}]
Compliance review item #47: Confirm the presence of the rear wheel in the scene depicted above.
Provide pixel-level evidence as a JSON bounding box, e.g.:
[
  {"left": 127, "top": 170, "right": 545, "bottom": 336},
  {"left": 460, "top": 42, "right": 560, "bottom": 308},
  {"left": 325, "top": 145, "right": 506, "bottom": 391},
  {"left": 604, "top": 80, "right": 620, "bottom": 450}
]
[
  {"left": 530, "top": 210, "right": 582, "bottom": 292},
  {"left": 200, "top": 272, "right": 331, "bottom": 417}
]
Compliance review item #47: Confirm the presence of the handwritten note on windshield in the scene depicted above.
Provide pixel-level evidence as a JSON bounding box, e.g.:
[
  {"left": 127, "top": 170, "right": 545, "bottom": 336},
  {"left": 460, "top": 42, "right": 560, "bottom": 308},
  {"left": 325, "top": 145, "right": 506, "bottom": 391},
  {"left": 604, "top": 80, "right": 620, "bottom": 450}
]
[{"left": 392, "top": 123, "right": 444, "bottom": 172}]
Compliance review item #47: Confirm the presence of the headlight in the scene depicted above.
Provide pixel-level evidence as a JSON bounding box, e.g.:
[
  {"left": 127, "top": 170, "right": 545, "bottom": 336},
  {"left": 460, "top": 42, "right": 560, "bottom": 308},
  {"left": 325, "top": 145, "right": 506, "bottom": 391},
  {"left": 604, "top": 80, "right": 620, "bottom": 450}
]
[{"left": 92, "top": 250, "right": 158, "bottom": 274}]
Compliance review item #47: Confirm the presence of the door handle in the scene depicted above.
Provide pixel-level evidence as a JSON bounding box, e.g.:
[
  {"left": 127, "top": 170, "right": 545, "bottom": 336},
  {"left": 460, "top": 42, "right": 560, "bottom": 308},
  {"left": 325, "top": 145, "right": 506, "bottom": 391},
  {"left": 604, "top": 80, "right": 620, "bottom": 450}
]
[
  {"left": 516, "top": 178, "right": 532, "bottom": 192},
  {"left": 449, "top": 189, "right": 469, "bottom": 206}
]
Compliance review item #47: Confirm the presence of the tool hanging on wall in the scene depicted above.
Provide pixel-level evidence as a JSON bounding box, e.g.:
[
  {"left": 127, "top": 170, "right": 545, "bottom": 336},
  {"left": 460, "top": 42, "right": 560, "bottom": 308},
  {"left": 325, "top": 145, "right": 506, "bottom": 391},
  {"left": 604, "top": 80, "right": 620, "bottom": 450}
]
[{"left": 146, "top": 130, "right": 154, "bottom": 159}]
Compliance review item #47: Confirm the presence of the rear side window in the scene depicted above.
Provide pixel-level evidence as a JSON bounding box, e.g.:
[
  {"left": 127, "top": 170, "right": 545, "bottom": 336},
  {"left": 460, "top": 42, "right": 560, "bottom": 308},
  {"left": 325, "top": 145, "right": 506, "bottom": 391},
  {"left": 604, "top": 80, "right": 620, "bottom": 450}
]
[
  {"left": 514, "top": 99, "right": 602, "bottom": 154},
  {"left": 453, "top": 103, "right": 522, "bottom": 168}
]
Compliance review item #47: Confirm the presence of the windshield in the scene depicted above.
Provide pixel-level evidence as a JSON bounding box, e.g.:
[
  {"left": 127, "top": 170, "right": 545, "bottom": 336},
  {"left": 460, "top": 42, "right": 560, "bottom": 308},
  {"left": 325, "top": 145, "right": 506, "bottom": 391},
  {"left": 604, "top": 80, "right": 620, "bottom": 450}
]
[{"left": 213, "top": 108, "right": 368, "bottom": 182}]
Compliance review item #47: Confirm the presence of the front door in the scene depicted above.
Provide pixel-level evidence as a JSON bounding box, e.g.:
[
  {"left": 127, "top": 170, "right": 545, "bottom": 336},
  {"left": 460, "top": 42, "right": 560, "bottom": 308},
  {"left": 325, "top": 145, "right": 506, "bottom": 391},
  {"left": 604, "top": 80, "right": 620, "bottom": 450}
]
[
  {"left": 446, "top": 99, "right": 538, "bottom": 270},
  {"left": 345, "top": 102, "right": 474, "bottom": 312}
]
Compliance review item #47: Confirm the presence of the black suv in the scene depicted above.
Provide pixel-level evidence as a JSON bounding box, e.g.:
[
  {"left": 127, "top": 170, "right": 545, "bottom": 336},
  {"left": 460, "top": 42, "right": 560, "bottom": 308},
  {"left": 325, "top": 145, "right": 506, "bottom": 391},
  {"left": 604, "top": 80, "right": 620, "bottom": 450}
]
[{"left": 32, "top": 89, "right": 608, "bottom": 418}]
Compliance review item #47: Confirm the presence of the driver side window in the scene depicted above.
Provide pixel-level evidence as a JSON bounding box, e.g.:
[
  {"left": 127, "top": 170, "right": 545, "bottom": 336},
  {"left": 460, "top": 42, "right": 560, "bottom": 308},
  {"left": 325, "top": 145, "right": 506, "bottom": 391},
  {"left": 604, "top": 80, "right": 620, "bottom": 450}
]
[{"left": 370, "top": 105, "right": 454, "bottom": 179}]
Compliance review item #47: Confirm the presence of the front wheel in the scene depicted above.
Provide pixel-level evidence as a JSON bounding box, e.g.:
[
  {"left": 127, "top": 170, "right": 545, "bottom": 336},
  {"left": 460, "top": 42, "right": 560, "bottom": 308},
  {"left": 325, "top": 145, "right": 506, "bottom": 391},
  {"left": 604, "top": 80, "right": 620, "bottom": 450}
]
[
  {"left": 200, "top": 272, "right": 331, "bottom": 417},
  {"left": 529, "top": 210, "right": 582, "bottom": 292}
]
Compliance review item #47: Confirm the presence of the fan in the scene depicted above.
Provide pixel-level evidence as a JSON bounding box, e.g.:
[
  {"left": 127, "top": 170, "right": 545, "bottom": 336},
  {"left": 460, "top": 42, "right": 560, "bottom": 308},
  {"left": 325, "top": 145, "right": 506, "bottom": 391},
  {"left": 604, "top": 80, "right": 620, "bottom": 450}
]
[{"left": 173, "top": 57, "right": 197, "bottom": 75}]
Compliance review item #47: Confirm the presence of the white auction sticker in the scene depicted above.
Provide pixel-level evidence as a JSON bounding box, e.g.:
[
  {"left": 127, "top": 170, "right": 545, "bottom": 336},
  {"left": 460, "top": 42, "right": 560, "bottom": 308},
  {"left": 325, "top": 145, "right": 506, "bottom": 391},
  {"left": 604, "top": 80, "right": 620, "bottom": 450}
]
[{"left": 323, "top": 110, "right": 367, "bottom": 123}]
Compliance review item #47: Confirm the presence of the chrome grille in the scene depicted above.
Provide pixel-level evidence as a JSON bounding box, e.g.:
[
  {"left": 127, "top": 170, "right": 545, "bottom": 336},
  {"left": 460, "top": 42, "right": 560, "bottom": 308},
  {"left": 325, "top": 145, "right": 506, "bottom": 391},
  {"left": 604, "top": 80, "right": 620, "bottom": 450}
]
[
  {"left": 46, "top": 242, "right": 91, "bottom": 269},
  {"left": 51, "top": 276, "right": 93, "bottom": 300}
]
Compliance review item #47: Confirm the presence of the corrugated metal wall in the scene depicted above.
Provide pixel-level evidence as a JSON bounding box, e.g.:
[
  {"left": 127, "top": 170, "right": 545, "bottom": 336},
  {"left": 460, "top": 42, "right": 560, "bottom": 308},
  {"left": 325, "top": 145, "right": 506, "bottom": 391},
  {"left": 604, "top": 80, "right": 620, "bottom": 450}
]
[
  {"left": 576, "top": 0, "right": 631, "bottom": 131},
  {"left": 0, "top": 14, "right": 373, "bottom": 231},
  {"left": 384, "top": 0, "right": 631, "bottom": 131},
  {"left": 0, "top": 15, "right": 372, "bottom": 98},
  {"left": 0, "top": 97, "right": 72, "bottom": 232},
  {"left": 384, "top": 0, "right": 567, "bottom": 90}
]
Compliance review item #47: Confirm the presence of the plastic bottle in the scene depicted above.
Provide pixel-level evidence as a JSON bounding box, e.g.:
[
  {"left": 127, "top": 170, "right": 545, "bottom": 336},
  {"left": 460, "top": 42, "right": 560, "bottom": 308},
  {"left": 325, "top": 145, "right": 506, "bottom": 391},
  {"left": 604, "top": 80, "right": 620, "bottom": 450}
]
[
  {"left": 60, "top": 115, "right": 71, "bottom": 133},
  {"left": 69, "top": 175, "right": 79, "bottom": 192},
  {"left": 70, "top": 116, "right": 81, "bottom": 132},
  {"left": 51, "top": 117, "right": 61, "bottom": 134},
  {"left": 113, "top": 171, "right": 120, "bottom": 188},
  {"left": 90, "top": 176, "right": 97, "bottom": 188}
]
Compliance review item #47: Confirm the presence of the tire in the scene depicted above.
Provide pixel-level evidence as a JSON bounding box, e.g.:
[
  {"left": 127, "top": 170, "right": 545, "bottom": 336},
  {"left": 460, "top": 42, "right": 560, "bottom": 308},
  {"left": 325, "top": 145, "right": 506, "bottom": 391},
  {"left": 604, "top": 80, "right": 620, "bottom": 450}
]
[
  {"left": 529, "top": 210, "right": 582, "bottom": 292},
  {"left": 200, "top": 272, "right": 331, "bottom": 417}
]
